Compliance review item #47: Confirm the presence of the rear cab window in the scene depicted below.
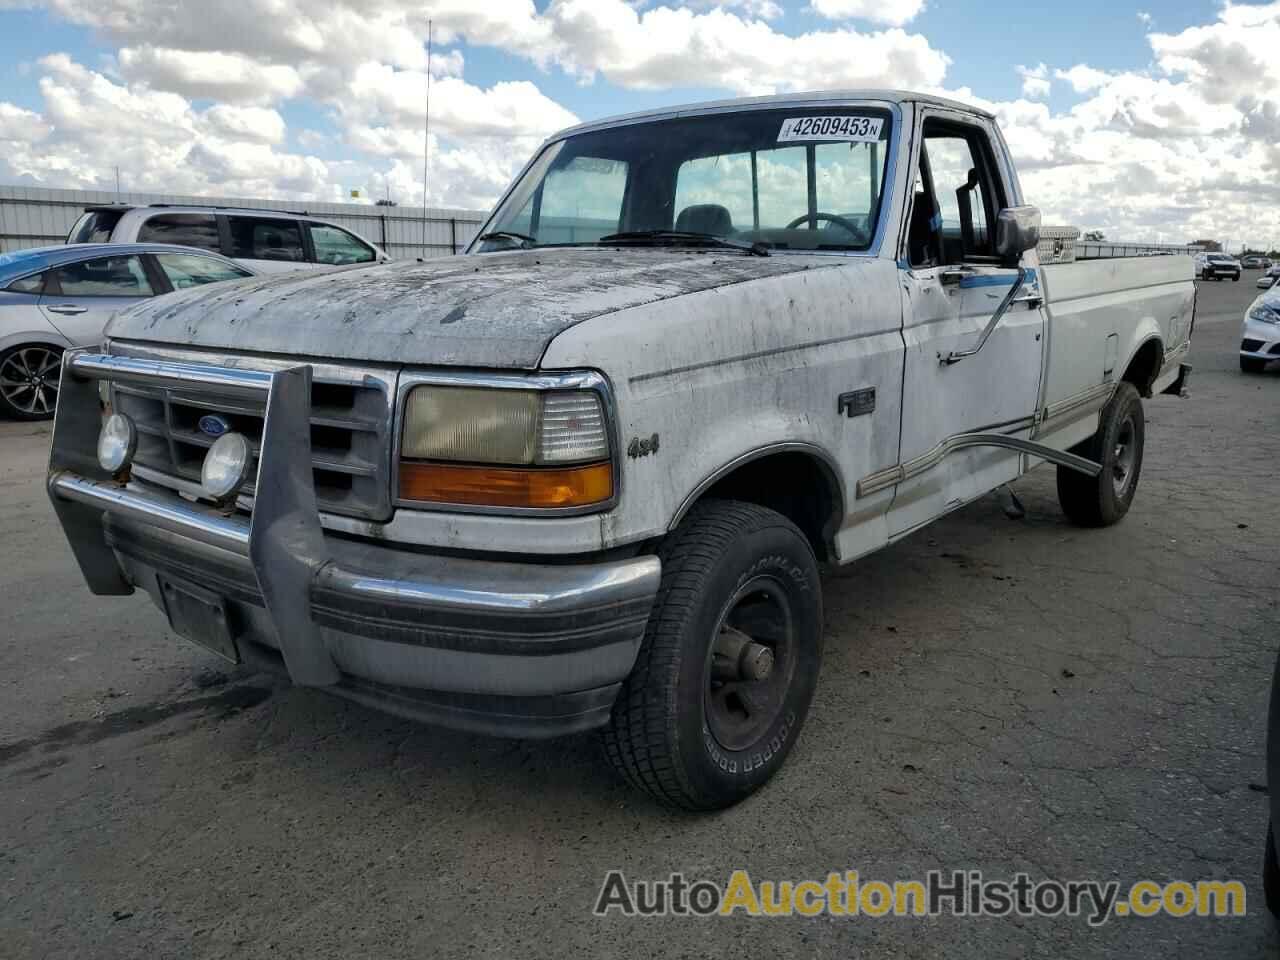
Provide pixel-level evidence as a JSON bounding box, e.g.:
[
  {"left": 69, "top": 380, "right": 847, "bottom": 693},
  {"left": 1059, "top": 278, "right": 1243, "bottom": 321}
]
[
  {"left": 137, "top": 213, "right": 221, "bottom": 252},
  {"left": 66, "top": 209, "right": 124, "bottom": 244},
  {"left": 226, "top": 217, "right": 306, "bottom": 263}
]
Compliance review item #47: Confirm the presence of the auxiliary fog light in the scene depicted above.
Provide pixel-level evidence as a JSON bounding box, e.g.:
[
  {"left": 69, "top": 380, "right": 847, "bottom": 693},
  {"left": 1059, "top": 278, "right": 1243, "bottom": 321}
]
[
  {"left": 201, "top": 432, "right": 254, "bottom": 502},
  {"left": 96, "top": 413, "right": 137, "bottom": 475}
]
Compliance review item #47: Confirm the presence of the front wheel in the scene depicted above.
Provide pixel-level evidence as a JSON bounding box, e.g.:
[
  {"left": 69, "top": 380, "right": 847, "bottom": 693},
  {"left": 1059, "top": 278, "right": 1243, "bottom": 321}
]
[
  {"left": 0, "top": 344, "right": 63, "bottom": 421},
  {"left": 1242, "top": 356, "right": 1267, "bottom": 374},
  {"left": 1056, "top": 382, "right": 1145, "bottom": 527},
  {"left": 602, "top": 500, "right": 823, "bottom": 810}
]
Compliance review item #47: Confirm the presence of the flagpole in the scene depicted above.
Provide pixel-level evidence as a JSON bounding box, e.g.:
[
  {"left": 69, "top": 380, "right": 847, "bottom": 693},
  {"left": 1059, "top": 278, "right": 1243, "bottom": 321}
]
[{"left": 420, "top": 17, "right": 433, "bottom": 259}]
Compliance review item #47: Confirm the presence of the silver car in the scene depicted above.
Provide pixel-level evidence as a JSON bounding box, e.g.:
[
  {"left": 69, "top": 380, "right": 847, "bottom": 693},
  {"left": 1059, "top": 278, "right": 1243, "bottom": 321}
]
[{"left": 0, "top": 243, "right": 254, "bottom": 420}]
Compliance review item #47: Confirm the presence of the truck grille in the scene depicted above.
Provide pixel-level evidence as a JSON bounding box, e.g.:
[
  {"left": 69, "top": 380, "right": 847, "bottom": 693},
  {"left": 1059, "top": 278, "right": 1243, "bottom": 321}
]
[{"left": 107, "top": 346, "right": 396, "bottom": 522}]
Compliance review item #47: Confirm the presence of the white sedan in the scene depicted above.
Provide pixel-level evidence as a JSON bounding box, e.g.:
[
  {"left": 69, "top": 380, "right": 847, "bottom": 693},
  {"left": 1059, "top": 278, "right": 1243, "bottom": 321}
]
[
  {"left": 1241, "top": 284, "right": 1280, "bottom": 373},
  {"left": 0, "top": 243, "right": 255, "bottom": 419},
  {"left": 1257, "top": 265, "right": 1280, "bottom": 289}
]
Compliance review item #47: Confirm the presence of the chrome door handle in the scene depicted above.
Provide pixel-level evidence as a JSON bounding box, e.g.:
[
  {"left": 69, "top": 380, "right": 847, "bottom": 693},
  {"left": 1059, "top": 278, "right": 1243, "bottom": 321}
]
[
  {"left": 47, "top": 304, "right": 88, "bottom": 315},
  {"left": 1011, "top": 292, "right": 1043, "bottom": 307},
  {"left": 940, "top": 267, "right": 976, "bottom": 286}
]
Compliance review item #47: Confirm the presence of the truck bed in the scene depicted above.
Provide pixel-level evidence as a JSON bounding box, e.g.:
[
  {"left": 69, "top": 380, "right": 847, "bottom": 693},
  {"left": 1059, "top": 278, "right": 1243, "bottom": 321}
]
[{"left": 1039, "top": 255, "right": 1196, "bottom": 423}]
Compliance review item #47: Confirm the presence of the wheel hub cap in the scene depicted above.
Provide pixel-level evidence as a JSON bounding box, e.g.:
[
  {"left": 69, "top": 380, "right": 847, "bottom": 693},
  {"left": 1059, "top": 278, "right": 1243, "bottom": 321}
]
[{"left": 704, "top": 578, "right": 797, "bottom": 753}]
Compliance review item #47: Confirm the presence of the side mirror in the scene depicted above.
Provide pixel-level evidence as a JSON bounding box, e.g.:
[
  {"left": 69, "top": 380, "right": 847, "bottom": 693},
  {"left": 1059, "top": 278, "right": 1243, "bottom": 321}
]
[{"left": 995, "top": 206, "right": 1041, "bottom": 267}]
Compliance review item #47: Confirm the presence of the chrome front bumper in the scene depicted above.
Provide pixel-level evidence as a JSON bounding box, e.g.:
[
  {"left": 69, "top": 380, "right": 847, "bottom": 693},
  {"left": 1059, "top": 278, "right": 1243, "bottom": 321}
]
[{"left": 48, "top": 351, "right": 661, "bottom": 737}]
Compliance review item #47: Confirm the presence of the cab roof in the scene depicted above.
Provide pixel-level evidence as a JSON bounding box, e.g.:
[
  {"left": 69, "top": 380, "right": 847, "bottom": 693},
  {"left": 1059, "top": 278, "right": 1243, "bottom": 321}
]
[{"left": 550, "top": 89, "right": 995, "bottom": 141}]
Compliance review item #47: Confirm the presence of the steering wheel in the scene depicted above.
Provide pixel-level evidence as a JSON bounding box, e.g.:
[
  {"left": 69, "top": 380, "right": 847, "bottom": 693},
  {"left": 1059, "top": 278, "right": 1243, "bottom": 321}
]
[{"left": 785, "top": 212, "right": 865, "bottom": 237}]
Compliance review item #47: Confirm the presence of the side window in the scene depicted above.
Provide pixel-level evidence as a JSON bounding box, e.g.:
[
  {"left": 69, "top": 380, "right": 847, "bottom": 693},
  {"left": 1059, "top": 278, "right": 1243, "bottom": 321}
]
[
  {"left": 921, "top": 124, "right": 1001, "bottom": 263},
  {"left": 66, "top": 210, "right": 123, "bottom": 244},
  {"left": 53, "top": 256, "right": 153, "bottom": 297},
  {"left": 513, "top": 156, "right": 628, "bottom": 244},
  {"left": 155, "top": 253, "right": 251, "bottom": 290},
  {"left": 309, "top": 224, "right": 375, "bottom": 265},
  {"left": 137, "top": 213, "right": 221, "bottom": 252},
  {"left": 6, "top": 272, "right": 46, "bottom": 294},
  {"left": 226, "top": 217, "right": 305, "bottom": 262}
]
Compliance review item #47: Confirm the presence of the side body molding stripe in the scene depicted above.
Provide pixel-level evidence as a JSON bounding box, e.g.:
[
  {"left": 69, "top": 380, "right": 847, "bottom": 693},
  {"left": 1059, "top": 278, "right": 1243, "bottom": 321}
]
[{"left": 857, "top": 431, "right": 1101, "bottom": 499}]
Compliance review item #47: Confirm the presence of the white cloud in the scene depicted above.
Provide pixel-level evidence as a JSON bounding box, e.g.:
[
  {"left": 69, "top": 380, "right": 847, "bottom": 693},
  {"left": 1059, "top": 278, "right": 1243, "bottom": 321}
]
[
  {"left": 1055, "top": 64, "right": 1112, "bottom": 94},
  {"left": 809, "top": 0, "right": 925, "bottom": 27},
  {"left": 118, "top": 47, "right": 304, "bottom": 104},
  {"left": 0, "top": 56, "right": 339, "bottom": 199},
  {"left": 1016, "top": 63, "right": 1050, "bottom": 99},
  {"left": 202, "top": 104, "right": 287, "bottom": 144},
  {"left": 544, "top": 0, "right": 949, "bottom": 94},
  {"left": 683, "top": 0, "right": 784, "bottom": 18},
  {"left": 0, "top": 102, "right": 50, "bottom": 143},
  {"left": 1137, "top": 11, "right": 1152, "bottom": 27}
]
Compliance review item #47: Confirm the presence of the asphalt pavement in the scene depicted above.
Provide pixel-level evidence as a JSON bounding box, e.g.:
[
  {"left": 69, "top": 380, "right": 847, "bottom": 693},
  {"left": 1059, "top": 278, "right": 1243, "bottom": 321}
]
[{"left": 1, "top": 276, "right": 1278, "bottom": 959}]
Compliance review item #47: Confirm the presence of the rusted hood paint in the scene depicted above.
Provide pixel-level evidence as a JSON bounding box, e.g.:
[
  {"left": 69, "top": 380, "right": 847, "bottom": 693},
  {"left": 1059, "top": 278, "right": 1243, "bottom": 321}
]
[{"left": 108, "top": 248, "right": 839, "bottom": 369}]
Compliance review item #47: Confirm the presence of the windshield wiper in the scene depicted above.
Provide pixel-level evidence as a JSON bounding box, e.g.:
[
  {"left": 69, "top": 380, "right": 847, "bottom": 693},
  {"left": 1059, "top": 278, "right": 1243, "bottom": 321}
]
[
  {"left": 478, "top": 230, "right": 536, "bottom": 247},
  {"left": 597, "top": 230, "right": 770, "bottom": 257}
]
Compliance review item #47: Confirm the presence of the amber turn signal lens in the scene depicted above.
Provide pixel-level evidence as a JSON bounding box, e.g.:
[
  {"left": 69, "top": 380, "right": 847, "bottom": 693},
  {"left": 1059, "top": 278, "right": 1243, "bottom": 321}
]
[{"left": 399, "top": 461, "right": 613, "bottom": 509}]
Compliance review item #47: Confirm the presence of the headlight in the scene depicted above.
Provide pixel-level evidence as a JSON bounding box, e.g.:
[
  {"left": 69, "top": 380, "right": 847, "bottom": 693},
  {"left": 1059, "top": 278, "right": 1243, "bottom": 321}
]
[
  {"left": 1249, "top": 304, "right": 1280, "bottom": 324},
  {"left": 399, "top": 383, "right": 613, "bottom": 510},
  {"left": 97, "top": 413, "right": 137, "bottom": 475}
]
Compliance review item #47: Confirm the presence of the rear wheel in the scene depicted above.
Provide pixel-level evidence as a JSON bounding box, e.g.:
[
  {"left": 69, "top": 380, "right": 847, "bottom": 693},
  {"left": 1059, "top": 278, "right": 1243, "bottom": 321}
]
[
  {"left": 0, "top": 344, "right": 63, "bottom": 421},
  {"left": 1057, "top": 382, "right": 1145, "bottom": 527},
  {"left": 1241, "top": 356, "right": 1267, "bottom": 374},
  {"left": 602, "top": 500, "right": 823, "bottom": 810}
]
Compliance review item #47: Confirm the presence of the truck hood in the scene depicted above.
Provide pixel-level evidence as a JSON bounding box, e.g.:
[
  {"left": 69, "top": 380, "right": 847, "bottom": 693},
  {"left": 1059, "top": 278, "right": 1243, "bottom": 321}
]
[{"left": 108, "top": 248, "right": 836, "bottom": 369}]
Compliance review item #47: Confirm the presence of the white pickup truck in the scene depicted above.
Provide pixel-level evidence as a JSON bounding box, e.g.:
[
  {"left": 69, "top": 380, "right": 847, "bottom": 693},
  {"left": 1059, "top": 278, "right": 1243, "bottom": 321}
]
[{"left": 47, "top": 90, "right": 1194, "bottom": 810}]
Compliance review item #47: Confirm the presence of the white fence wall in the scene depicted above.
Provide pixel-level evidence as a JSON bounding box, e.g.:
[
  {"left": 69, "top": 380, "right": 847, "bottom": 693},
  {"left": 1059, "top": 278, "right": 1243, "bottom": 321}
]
[{"left": 0, "top": 185, "right": 488, "bottom": 259}]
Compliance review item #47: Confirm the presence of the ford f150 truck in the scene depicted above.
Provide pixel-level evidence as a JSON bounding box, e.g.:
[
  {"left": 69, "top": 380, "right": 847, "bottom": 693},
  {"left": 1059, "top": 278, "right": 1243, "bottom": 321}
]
[{"left": 47, "top": 90, "right": 1194, "bottom": 810}]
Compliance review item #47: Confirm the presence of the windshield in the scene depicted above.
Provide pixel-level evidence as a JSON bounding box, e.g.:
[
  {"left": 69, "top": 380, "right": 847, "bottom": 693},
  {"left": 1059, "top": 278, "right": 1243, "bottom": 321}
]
[{"left": 479, "top": 107, "right": 893, "bottom": 254}]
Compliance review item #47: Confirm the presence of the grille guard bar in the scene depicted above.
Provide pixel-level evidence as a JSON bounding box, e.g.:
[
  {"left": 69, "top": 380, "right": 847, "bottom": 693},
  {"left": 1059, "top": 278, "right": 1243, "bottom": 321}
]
[{"left": 49, "top": 351, "right": 339, "bottom": 685}]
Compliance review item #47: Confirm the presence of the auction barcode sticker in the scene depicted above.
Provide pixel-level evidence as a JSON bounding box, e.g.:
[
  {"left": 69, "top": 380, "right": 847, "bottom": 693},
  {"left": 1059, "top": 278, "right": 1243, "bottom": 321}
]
[{"left": 778, "top": 116, "right": 884, "bottom": 143}]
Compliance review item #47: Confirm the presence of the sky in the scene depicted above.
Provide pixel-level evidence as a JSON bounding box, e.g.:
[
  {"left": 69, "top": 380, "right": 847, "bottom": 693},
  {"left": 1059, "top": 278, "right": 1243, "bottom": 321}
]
[{"left": 1, "top": 0, "right": 1279, "bottom": 248}]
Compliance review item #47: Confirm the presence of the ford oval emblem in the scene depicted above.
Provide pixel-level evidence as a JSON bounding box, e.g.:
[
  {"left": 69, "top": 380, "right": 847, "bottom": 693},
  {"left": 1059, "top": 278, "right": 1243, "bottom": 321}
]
[{"left": 198, "top": 414, "right": 232, "bottom": 438}]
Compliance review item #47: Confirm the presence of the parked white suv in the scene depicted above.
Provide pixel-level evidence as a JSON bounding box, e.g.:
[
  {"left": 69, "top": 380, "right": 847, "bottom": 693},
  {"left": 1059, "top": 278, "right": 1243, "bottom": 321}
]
[{"left": 66, "top": 205, "right": 391, "bottom": 274}]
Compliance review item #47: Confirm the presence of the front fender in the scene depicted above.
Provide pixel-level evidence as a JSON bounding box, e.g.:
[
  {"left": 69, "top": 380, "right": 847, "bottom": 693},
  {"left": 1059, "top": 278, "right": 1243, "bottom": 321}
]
[{"left": 0, "top": 327, "right": 73, "bottom": 355}]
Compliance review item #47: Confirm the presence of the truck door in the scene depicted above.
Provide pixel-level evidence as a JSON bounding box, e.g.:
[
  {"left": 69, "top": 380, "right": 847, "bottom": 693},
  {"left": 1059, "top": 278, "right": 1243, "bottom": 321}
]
[{"left": 885, "top": 113, "right": 1045, "bottom": 537}]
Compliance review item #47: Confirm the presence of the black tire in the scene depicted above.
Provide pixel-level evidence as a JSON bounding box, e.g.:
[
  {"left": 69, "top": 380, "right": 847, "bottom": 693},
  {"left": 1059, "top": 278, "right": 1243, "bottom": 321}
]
[
  {"left": 0, "top": 344, "right": 63, "bottom": 421},
  {"left": 1266, "top": 823, "right": 1280, "bottom": 919},
  {"left": 1233, "top": 275, "right": 1240, "bottom": 282},
  {"left": 602, "top": 499, "right": 823, "bottom": 811},
  {"left": 1241, "top": 356, "right": 1267, "bottom": 374},
  {"left": 1056, "top": 382, "right": 1145, "bottom": 527}
]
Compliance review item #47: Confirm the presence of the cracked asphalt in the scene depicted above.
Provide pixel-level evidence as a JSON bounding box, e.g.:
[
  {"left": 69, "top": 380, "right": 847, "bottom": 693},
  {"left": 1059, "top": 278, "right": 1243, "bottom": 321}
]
[{"left": 2, "top": 278, "right": 1278, "bottom": 959}]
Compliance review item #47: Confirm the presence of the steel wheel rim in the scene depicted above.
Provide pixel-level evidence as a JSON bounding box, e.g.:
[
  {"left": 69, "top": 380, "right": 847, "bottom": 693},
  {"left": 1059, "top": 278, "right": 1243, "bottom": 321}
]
[
  {"left": 0, "top": 347, "right": 61, "bottom": 415},
  {"left": 703, "top": 576, "right": 797, "bottom": 753},
  {"left": 1112, "top": 415, "right": 1137, "bottom": 498}
]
